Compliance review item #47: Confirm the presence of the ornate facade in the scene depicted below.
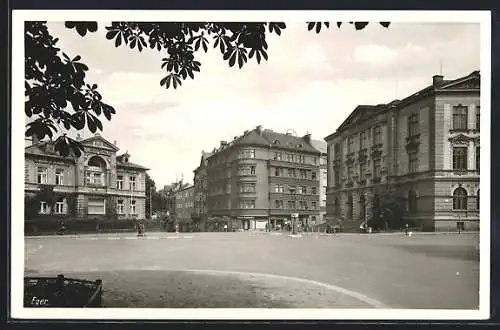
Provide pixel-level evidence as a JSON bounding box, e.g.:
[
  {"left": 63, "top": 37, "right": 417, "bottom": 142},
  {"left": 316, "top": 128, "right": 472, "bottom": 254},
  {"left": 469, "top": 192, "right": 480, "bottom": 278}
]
[
  {"left": 25, "top": 134, "right": 149, "bottom": 220},
  {"left": 325, "top": 71, "right": 480, "bottom": 232}
]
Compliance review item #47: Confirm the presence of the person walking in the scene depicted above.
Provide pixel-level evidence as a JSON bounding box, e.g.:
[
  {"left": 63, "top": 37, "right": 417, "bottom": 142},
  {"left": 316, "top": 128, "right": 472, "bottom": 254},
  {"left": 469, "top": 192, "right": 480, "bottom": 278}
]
[{"left": 405, "top": 223, "right": 409, "bottom": 236}]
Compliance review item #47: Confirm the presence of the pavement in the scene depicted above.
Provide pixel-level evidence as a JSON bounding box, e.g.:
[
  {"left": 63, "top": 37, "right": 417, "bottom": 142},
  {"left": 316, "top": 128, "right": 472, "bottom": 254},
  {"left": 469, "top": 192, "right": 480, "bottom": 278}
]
[{"left": 24, "top": 231, "right": 480, "bottom": 309}]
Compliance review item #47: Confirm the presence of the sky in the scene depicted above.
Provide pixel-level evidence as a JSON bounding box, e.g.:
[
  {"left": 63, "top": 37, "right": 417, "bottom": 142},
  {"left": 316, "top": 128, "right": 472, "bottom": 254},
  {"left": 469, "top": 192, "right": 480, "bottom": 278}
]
[{"left": 43, "top": 21, "right": 480, "bottom": 188}]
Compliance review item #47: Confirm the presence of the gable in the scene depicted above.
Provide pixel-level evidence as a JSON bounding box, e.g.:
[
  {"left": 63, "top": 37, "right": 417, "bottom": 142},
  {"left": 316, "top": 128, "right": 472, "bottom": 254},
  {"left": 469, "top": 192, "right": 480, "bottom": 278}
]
[
  {"left": 336, "top": 105, "right": 383, "bottom": 132},
  {"left": 81, "top": 135, "right": 119, "bottom": 151},
  {"left": 440, "top": 73, "right": 480, "bottom": 91}
]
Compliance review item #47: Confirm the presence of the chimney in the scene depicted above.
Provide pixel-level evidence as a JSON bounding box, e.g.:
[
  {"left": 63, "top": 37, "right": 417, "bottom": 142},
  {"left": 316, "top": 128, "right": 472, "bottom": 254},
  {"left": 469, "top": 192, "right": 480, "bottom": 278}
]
[
  {"left": 256, "top": 125, "right": 263, "bottom": 134},
  {"left": 433, "top": 75, "right": 444, "bottom": 86},
  {"left": 244, "top": 130, "right": 249, "bottom": 135},
  {"left": 113, "top": 140, "right": 117, "bottom": 146},
  {"left": 234, "top": 136, "right": 238, "bottom": 141},
  {"left": 220, "top": 140, "right": 227, "bottom": 148},
  {"left": 303, "top": 133, "right": 312, "bottom": 143},
  {"left": 76, "top": 134, "right": 81, "bottom": 141}
]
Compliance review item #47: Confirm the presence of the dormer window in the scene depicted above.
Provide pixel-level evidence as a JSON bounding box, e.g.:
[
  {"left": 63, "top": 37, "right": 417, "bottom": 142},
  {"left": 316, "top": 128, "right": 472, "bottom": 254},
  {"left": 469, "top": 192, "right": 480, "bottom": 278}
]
[{"left": 273, "top": 140, "right": 280, "bottom": 144}]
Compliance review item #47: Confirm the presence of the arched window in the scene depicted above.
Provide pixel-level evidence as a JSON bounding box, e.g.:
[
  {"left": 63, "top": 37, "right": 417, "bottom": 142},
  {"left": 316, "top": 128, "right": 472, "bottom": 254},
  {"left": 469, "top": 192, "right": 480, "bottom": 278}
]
[
  {"left": 477, "top": 190, "right": 480, "bottom": 210},
  {"left": 86, "top": 156, "right": 107, "bottom": 186},
  {"left": 453, "top": 187, "right": 468, "bottom": 210},
  {"left": 408, "top": 189, "right": 418, "bottom": 213}
]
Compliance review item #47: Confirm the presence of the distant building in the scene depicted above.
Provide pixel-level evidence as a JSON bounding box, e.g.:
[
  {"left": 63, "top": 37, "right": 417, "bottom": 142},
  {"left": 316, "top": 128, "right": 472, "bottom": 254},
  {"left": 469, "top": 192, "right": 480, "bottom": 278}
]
[
  {"left": 192, "top": 151, "right": 211, "bottom": 230},
  {"left": 310, "top": 139, "right": 328, "bottom": 225},
  {"left": 25, "top": 134, "right": 149, "bottom": 219},
  {"left": 324, "top": 71, "right": 480, "bottom": 232},
  {"left": 205, "top": 125, "right": 323, "bottom": 231},
  {"left": 175, "top": 185, "right": 194, "bottom": 229}
]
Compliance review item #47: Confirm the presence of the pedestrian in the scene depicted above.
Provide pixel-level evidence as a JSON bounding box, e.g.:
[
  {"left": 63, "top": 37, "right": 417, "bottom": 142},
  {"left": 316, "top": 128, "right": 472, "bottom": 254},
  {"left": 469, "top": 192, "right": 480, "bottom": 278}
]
[
  {"left": 224, "top": 223, "right": 228, "bottom": 232},
  {"left": 405, "top": 223, "right": 409, "bottom": 236}
]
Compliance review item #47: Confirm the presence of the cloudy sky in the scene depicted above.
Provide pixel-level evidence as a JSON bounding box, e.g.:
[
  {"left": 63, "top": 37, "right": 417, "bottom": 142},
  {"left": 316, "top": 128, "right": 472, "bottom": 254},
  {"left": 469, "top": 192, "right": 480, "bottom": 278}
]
[{"left": 44, "top": 21, "right": 479, "bottom": 188}]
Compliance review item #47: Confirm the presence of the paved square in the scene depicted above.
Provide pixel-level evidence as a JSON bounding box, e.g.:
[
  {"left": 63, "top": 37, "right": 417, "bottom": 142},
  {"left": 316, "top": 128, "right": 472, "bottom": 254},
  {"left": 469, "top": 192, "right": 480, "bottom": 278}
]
[{"left": 24, "top": 232, "right": 480, "bottom": 309}]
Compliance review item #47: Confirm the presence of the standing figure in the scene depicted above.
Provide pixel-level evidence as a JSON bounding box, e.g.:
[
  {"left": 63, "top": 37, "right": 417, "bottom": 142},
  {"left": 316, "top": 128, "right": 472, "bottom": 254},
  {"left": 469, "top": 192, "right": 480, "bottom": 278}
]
[{"left": 405, "top": 223, "right": 409, "bottom": 236}]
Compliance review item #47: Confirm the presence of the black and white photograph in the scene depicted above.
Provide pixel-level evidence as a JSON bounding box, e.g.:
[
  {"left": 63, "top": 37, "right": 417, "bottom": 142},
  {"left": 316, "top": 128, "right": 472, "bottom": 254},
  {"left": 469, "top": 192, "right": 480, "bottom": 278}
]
[{"left": 11, "top": 10, "right": 491, "bottom": 320}]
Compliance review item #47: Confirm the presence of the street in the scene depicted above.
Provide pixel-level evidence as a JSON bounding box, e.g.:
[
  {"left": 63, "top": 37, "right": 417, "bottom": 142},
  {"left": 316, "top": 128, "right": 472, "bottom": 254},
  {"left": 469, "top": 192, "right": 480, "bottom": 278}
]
[{"left": 24, "top": 232, "right": 480, "bottom": 309}]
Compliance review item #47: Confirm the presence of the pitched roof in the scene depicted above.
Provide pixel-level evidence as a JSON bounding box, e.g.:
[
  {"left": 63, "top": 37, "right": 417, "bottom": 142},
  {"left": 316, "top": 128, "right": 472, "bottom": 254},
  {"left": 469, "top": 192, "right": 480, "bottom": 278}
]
[
  {"left": 310, "top": 139, "right": 327, "bottom": 154},
  {"left": 325, "top": 71, "right": 480, "bottom": 140}
]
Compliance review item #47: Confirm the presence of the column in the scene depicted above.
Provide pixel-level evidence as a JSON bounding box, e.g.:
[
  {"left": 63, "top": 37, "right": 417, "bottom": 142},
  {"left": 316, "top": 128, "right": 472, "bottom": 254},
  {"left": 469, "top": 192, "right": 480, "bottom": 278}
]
[
  {"left": 468, "top": 104, "right": 475, "bottom": 130},
  {"left": 468, "top": 142, "right": 475, "bottom": 170},
  {"left": 443, "top": 104, "right": 452, "bottom": 170}
]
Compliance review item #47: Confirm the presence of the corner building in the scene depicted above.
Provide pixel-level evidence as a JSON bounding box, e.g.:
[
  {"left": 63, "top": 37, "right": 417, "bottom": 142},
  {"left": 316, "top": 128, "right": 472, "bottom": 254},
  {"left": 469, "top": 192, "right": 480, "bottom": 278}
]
[
  {"left": 325, "top": 71, "right": 480, "bottom": 232},
  {"left": 206, "top": 126, "right": 324, "bottom": 230}
]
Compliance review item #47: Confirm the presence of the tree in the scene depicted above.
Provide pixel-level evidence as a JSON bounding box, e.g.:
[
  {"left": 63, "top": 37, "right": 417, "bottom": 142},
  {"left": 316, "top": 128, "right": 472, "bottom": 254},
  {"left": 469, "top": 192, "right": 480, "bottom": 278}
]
[
  {"left": 368, "top": 188, "right": 407, "bottom": 231},
  {"left": 145, "top": 173, "right": 157, "bottom": 219},
  {"left": 25, "top": 21, "right": 390, "bottom": 156}
]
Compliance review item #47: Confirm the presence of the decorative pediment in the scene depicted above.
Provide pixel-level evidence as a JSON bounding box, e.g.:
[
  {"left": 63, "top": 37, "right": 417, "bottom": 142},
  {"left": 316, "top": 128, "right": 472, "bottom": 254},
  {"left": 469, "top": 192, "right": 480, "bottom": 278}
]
[
  {"left": 440, "top": 75, "right": 480, "bottom": 91},
  {"left": 81, "top": 134, "right": 119, "bottom": 152},
  {"left": 448, "top": 134, "right": 474, "bottom": 144}
]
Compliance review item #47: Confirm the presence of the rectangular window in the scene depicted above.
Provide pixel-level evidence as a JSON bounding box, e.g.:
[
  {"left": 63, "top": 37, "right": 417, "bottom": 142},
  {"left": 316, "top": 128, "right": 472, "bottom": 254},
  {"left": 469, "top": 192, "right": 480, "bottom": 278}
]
[
  {"left": 373, "top": 158, "right": 382, "bottom": 179},
  {"left": 288, "top": 200, "right": 296, "bottom": 209},
  {"left": 131, "top": 200, "right": 136, "bottom": 214},
  {"left": 359, "top": 162, "right": 367, "bottom": 181},
  {"left": 373, "top": 126, "right": 382, "bottom": 145},
  {"left": 408, "top": 152, "right": 418, "bottom": 173},
  {"left": 297, "top": 186, "right": 304, "bottom": 194},
  {"left": 88, "top": 198, "right": 106, "bottom": 215},
  {"left": 275, "top": 200, "right": 284, "bottom": 208},
  {"left": 87, "top": 171, "right": 103, "bottom": 185},
  {"left": 239, "top": 149, "right": 255, "bottom": 159},
  {"left": 347, "top": 137, "right": 354, "bottom": 153},
  {"left": 452, "top": 105, "right": 468, "bottom": 130},
  {"left": 334, "top": 143, "right": 341, "bottom": 159},
  {"left": 476, "top": 146, "right": 480, "bottom": 172},
  {"left": 39, "top": 201, "right": 48, "bottom": 214},
  {"left": 347, "top": 166, "right": 353, "bottom": 182},
  {"left": 116, "top": 175, "right": 123, "bottom": 189},
  {"left": 453, "top": 147, "right": 468, "bottom": 170},
  {"left": 311, "top": 186, "right": 317, "bottom": 195},
  {"left": 311, "top": 171, "right": 317, "bottom": 180},
  {"left": 117, "top": 200, "right": 124, "bottom": 214},
  {"left": 129, "top": 176, "right": 136, "bottom": 191},
  {"left": 273, "top": 152, "right": 282, "bottom": 161},
  {"left": 239, "top": 183, "right": 256, "bottom": 193},
  {"left": 239, "top": 200, "right": 256, "bottom": 209},
  {"left": 37, "top": 167, "right": 47, "bottom": 184},
  {"left": 274, "top": 184, "right": 284, "bottom": 193},
  {"left": 311, "top": 201, "right": 317, "bottom": 209},
  {"left": 55, "top": 201, "right": 64, "bottom": 214},
  {"left": 360, "top": 131, "right": 367, "bottom": 150},
  {"left": 288, "top": 168, "right": 296, "bottom": 178},
  {"left": 55, "top": 169, "right": 64, "bottom": 185},
  {"left": 312, "top": 157, "right": 318, "bottom": 165},
  {"left": 476, "top": 106, "right": 480, "bottom": 130},
  {"left": 334, "top": 170, "right": 340, "bottom": 185},
  {"left": 408, "top": 113, "right": 419, "bottom": 137}
]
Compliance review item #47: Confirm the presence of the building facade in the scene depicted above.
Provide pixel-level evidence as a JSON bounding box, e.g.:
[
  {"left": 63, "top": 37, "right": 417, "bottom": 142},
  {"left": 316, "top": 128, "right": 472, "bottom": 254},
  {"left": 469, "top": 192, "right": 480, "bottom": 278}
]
[
  {"left": 325, "top": 71, "right": 480, "bottom": 232},
  {"left": 175, "top": 185, "right": 194, "bottom": 228},
  {"left": 206, "top": 126, "right": 323, "bottom": 231},
  {"left": 192, "top": 151, "right": 211, "bottom": 230},
  {"left": 25, "top": 134, "right": 149, "bottom": 220},
  {"left": 311, "top": 139, "right": 328, "bottom": 225}
]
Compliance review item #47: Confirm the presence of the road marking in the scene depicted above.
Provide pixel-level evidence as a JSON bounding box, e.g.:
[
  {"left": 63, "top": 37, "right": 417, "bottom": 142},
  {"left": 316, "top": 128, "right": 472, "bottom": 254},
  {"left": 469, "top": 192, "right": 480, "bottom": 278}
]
[
  {"left": 167, "top": 236, "right": 179, "bottom": 239},
  {"left": 184, "top": 236, "right": 193, "bottom": 239},
  {"left": 107, "top": 237, "right": 120, "bottom": 240},
  {"left": 147, "top": 236, "right": 160, "bottom": 240},
  {"left": 124, "top": 237, "right": 138, "bottom": 240}
]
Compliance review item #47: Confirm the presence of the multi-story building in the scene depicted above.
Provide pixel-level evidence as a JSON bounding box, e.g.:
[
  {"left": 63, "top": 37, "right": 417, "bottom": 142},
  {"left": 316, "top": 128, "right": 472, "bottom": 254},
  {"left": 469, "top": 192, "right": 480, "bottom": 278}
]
[
  {"left": 25, "top": 133, "right": 149, "bottom": 219},
  {"left": 192, "top": 151, "right": 211, "bottom": 230},
  {"left": 325, "top": 71, "right": 480, "bottom": 232},
  {"left": 311, "top": 139, "right": 328, "bottom": 225},
  {"left": 175, "top": 185, "right": 194, "bottom": 228},
  {"left": 206, "top": 126, "right": 323, "bottom": 231}
]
